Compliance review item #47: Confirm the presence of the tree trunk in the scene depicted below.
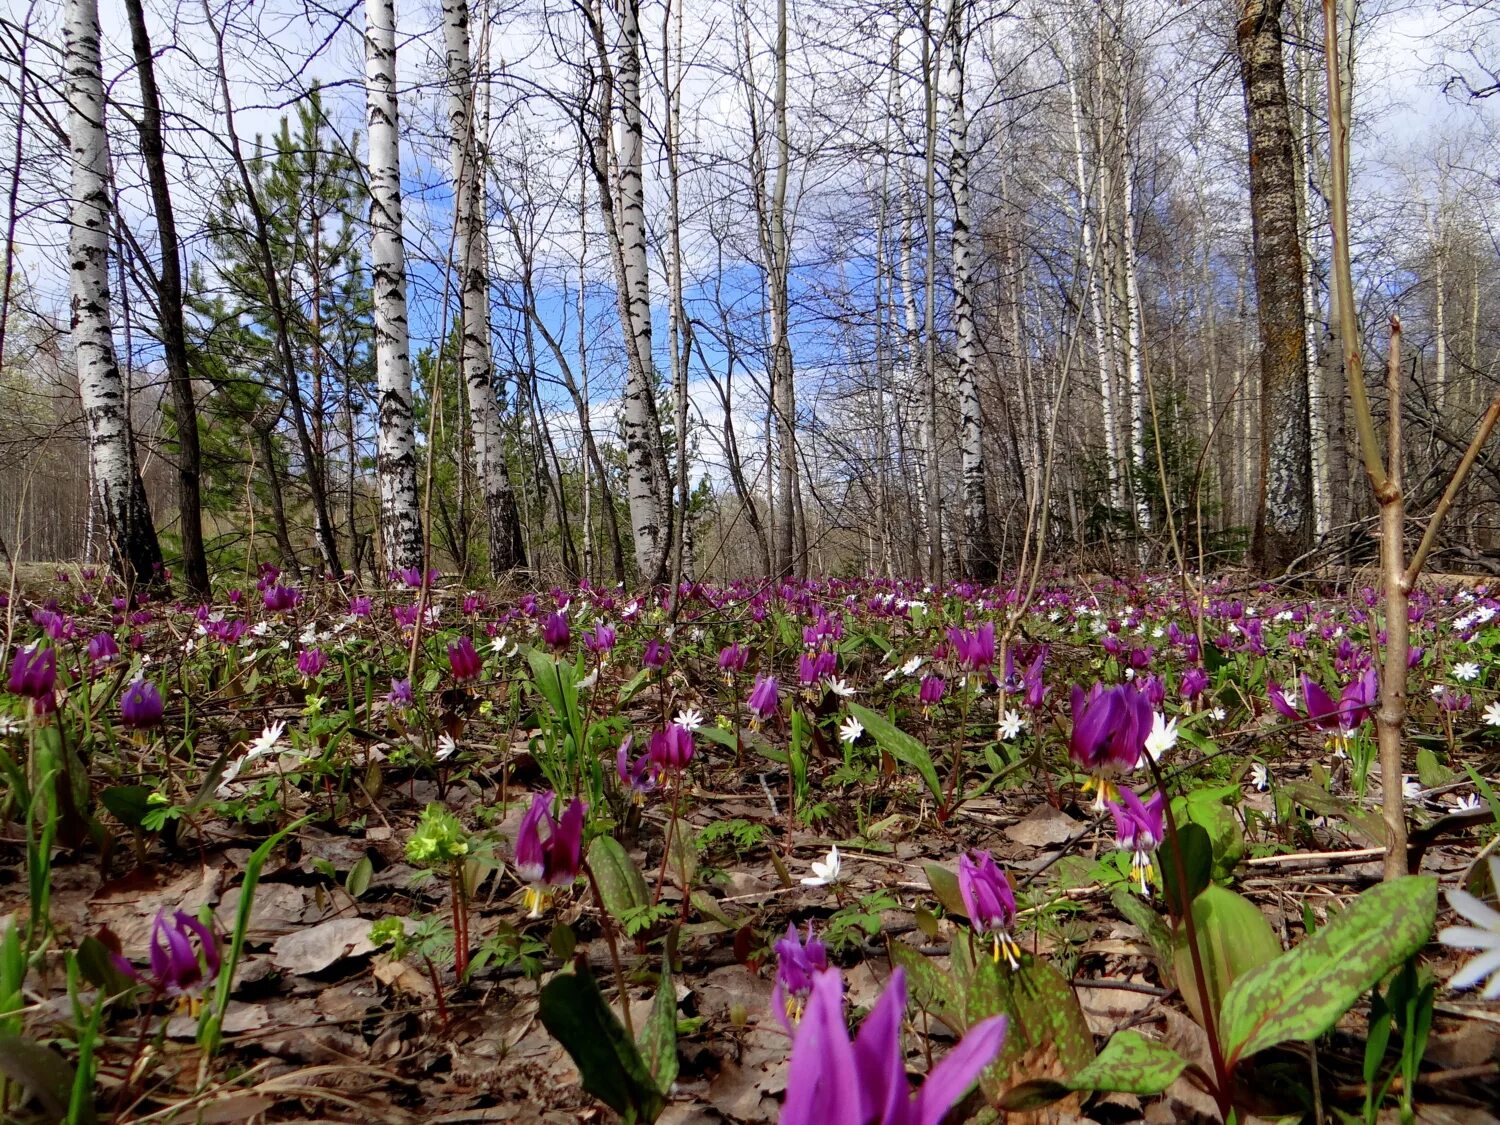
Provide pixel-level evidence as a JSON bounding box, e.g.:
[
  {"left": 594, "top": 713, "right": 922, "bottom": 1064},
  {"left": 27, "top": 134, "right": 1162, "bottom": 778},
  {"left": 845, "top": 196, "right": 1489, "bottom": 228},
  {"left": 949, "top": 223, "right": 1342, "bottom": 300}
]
[
  {"left": 124, "top": 0, "right": 206, "bottom": 596},
  {"left": 943, "top": 0, "right": 994, "bottom": 582},
  {"left": 65, "top": 0, "right": 163, "bottom": 586},
  {"left": 1238, "top": 0, "right": 1314, "bottom": 572},
  {"left": 365, "top": 0, "right": 424, "bottom": 574},
  {"left": 442, "top": 0, "right": 524, "bottom": 577}
]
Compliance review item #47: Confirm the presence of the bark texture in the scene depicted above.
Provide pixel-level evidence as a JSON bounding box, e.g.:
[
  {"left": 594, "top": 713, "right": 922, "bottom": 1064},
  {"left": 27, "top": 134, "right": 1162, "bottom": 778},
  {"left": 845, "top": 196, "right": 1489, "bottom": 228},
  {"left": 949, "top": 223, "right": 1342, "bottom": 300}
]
[
  {"left": 65, "top": 0, "right": 163, "bottom": 585},
  {"left": 365, "top": 0, "right": 424, "bottom": 573},
  {"left": 1238, "top": 0, "right": 1314, "bottom": 571},
  {"left": 442, "top": 0, "right": 524, "bottom": 576}
]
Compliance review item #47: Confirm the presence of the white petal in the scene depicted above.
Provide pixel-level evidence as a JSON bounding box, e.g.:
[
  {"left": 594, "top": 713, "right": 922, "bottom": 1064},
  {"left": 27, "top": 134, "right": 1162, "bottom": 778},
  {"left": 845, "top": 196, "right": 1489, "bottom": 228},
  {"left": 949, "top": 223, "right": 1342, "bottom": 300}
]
[
  {"left": 1437, "top": 925, "right": 1500, "bottom": 952},
  {"left": 1446, "top": 889, "right": 1500, "bottom": 932},
  {"left": 1448, "top": 947, "right": 1500, "bottom": 992}
]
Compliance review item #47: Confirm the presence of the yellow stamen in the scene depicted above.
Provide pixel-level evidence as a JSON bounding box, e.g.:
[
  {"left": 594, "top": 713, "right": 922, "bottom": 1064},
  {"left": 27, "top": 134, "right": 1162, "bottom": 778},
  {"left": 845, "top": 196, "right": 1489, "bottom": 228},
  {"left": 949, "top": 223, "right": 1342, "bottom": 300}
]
[{"left": 523, "top": 886, "right": 551, "bottom": 918}]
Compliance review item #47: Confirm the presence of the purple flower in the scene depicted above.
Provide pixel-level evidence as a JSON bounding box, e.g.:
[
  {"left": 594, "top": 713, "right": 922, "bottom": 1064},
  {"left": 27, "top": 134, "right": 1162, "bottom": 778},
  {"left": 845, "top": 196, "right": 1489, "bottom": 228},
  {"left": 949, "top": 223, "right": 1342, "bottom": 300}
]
[
  {"left": 615, "top": 736, "right": 656, "bottom": 799},
  {"left": 1106, "top": 786, "right": 1165, "bottom": 895},
  {"left": 781, "top": 967, "right": 1007, "bottom": 1125},
  {"left": 514, "top": 792, "right": 587, "bottom": 916},
  {"left": 146, "top": 910, "right": 220, "bottom": 996},
  {"left": 396, "top": 566, "right": 423, "bottom": 588},
  {"left": 120, "top": 679, "right": 164, "bottom": 730},
  {"left": 585, "top": 623, "right": 617, "bottom": 655},
  {"left": 747, "top": 674, "right": 779, "bottom": 722},
  {"left": 462, "top": 594, "right": 485, "bottom": 615},
  {"left": 87, "top": 631, "right": 120, "bottom": 666},
  {"left": 919, "top": 675, "right": 946, "bottom": 707},
  {"left": 392, "top": 603, "right": 420, "bottom": 629},
  {"left": 649, "top": 724, "right": 695, "bottom": 772},
  {"left": 1180, "top": 665, "right": 1209, "bottom": 701},
  {"left": 387, "top": 678, "right": 414, "bottom": 710},
  {"left": 718, "top": 643, "right": 749, "bottom": 674},
  {"left": 643, "top": 639, "right": 670, "bottom": 668},
  {"left": 1270, "top": 668, "right": 1378, "bottom": 736},
  {"left": 957, "top": 850, "right": 1020, "bottom": 968},
  {"left": 542, "top": 612, "right": 571, "bottom": 651},
  {"left": 947, "top": 622, "right": 996, "bottom": 671},
  {"left": 296, "top": 648, "right": 328, "bottom": 679},
  {"left": 7, "top": 645, "right": 56, "bottom": 710},
  {"left": 772, "top": 922, "right": 830, "bottom": 1029},
  {"left": 348, "top": 596, "right": 372, "bottom": 618},
  {"left": 262, "top": 585, "right": 300, "bottom": 612},
  {"left": 448, "top": 636, "right": 482, "bottom": 682},
  {"left": 1068, "top": 682, "right": 1152, "bottom": 809}
]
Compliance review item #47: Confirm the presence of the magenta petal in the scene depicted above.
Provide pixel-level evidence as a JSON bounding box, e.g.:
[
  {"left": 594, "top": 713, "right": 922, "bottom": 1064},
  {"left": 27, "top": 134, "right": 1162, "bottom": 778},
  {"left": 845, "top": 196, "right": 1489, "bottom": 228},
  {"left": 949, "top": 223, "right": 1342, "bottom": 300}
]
[
  {"left": 913, "top": 1014, "right": 1009, "bottom": 1125},
  {"left": 781, "top": 969, "right": 861, "bottom": 1125},
  {"left": 1268, "top": 681, "right": 1299, "bottom": 721},
  {"left": 852, "top": 967, "right": 908, "bottom": 1124}
]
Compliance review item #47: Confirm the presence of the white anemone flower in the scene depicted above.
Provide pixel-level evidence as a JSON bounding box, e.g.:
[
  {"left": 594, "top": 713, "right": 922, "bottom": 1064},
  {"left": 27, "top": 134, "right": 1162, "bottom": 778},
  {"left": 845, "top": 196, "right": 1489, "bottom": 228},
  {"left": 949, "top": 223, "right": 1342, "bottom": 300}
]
[
  {"left": 838, "top": 715, "right": 864, "bottom": 745},
  {"left": 1144, "top": 713, "right": 1179, "bottom": 761},
  {"left": 998, "top": 710, "right": 1025, "bottom": 741},
  {"left": 801, "top": 846, "right": 842, "bottom": 887},
  {"left": 673, "top": 707, "right": 704, "bottom": 732},
  {"left": 1439, "top": 856, "right": 1500, "bottom": 999}
]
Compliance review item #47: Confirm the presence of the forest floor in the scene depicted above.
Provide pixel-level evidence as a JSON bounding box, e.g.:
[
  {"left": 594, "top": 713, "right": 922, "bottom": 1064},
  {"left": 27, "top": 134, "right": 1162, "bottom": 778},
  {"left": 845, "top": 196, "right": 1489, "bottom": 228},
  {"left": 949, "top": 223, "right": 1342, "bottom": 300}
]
[{"left": 1, "top": 567, "right": 1498, "bottom": 1123}]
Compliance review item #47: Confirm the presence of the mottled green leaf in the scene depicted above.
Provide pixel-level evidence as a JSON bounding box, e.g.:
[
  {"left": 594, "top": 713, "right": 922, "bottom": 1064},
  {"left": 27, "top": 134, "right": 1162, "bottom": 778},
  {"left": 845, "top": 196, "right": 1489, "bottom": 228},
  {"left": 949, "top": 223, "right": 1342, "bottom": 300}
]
[
  {"left": 588, "top": 836, "right": 650, "bottom": 923},
  {"left": 1065, "top": 1030, "right": 1188, "bottom": 1094},
  {"left": 1283, "top": 781, "right": 1385, "bottom": 847},
  {"left": 1109, "top": 886, "right": 1173, "bottom": 973},
  {"left": 849, "top": 702, "right": 943, "bottom": 803},
  {"left": 889, "top": 942, "right": 963, "bottom": 1033},
  {"left": 1171, "top": 884, "right": 1281, "bottom": 1029},
  {"left": 0, "top": 1035, "right": 75, "bottom": 1123},
  {"left": 1220, "top": 876, "right": 1436, "bottom": 1067},
  {"left": 638, "top": 966, "right": 679, "bottom": 1095},
  {"left": 539, "top": 970, "right": 663, "bottom": 1123},
  {"left": 924, "top": 862, "right": 966, "bottom": 919},
  {"left": 966, "top": 953, "right": 1093, "bottom": 1096}
]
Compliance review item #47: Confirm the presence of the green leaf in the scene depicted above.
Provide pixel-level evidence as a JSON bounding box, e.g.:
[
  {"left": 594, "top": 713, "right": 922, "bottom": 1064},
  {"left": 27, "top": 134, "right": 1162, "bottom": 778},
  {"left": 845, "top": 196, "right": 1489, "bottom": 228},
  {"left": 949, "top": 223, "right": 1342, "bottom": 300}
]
[
  {"left": 74, "top": 936, "right": 136, "bottom": 999},
  {"left": 1109, "top": 887, "right": 1173, "bottom": 973},
  {"left": 539, "top": 970, "right": 664, "bottom": 1124},
  {"left": 617, "top": 668, "right": 651, "bottom": 706},
  {"left": 0, "top": 1034, "right": 76, "bottom": 1123},
  {"left": 966, "top": 953, "right": 1094, "bottom": 1098},
  {"left": 638, "top": 967, "right": 679, "bottom": 1095},
  {"left": 1219, "top": 876, "right": 1437, "bottom": 1067},
  {"left": 99, "top": 785, "right": 154, "bottom": 830},
  {"left": 588, "top": 836, "right": 651, "bottom": 923},
  {"left": 848, "top": 702, "right": 943, "bottom": 804},
  {"left": 889, "top": 942, "right": 963, "bottom": 1033},
  {"left": 1171, "top": 884, "right": 1281, "bottom": 1030},
  {"left": 1173, "top": 788, "right": 1244, "bottom": 881},
  {"left": 924, "top": 863, "right": 967, "bottom": 918},
  {"left": 1158, "top": 822, "right": 1212, "bottom": 920},
  {"left": 999, "top": 1030, "right": 1188, "bottom": 1110},
  {"left": 1284, "top": 781, "right": 1386, "bottom": 847},
  {"left": 346, "top": 854, "right": 373, "bottom": 899},
  {"left": 1415, "top": 748, "right": 1454, "bottom": 790}
]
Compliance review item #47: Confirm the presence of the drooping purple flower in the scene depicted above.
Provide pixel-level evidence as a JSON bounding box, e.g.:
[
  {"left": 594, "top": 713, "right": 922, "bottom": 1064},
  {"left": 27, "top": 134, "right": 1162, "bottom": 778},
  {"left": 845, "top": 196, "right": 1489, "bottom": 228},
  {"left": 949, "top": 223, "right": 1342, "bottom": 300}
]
[
  {"left": 7, "top": 645, "right": 55, "bottom": 711},
  {"left": 946, "top": 622, "right": 996, "bottom": 671},
  {"left": 718, "top": 643, "right": 749, "bottom": 675},
  {"left": 1068, "top": 682, "right": 1153, "bottom": 808},
  {"left": 1106, "top": 786, "right": 1165, "bottom": 895},
  {"left": 296, "top": 648, "right": 328, "bottom": 679},
  {"left": 396, "top": 566, "right": 424, "bottom": 588},
  {"left": 615, "top": 736, "right": 656, "bottom": 800},
  {"left": 447, "top": 636, "right": 482, "bottom": 681},
  {"left": 347, "top": 596, "right": 372, "bottom": 618},
  {"left": 87, "top": 631, "right": 120, "bottom": 666},
  {"left": 387, "top": 678, "right": 414, "bottom": 710},
  {"left": 919, "top": 675, "right": 947, "bottom": 707},
  {"left": 957, "top": 850, "right": 1020, "bottom": 968},
  {"left": 643, "top": 638, "right": 670, "bottom": 668},
  {"left": 747, "top": 674, "right": 779, "bottom": 723},
  {"left": 541, "top": 612, "right": 571, "bottom": 651},
  {"left": 262, "top": 585, "right": 300, "bottom": 612},
  {"left": 771, "top": 922, "right": 831, "bottom": 1030},
  {"left": 146, "top": 910, "right": 220, "bottom": 996},
  {"left": 120, "top": 679, "right": 164, "bottom": 730},
  {"left": 780, "top": 967, "right": 1007, "bottom": 1125},
  {"left": 514, "top": 792, "right": 587, "bottom": 915},
  {"left": 462, "top": 594, "right": 485, "bottom": 615},
  {"left": 585, "top": 623, "right": 617, "bottom": 656},
  {"left": 649, "top": 724, "right": 695, "bottom": 772},
  {"left": 1180, "top": 665, "right": 1209, "bottom": 701}
]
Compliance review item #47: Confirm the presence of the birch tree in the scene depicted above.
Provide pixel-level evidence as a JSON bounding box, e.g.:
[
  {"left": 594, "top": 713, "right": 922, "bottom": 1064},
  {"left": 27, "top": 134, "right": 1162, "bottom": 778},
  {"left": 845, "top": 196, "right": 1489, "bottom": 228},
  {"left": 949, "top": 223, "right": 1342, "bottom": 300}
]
[
  {"left": 442, "top": 0, "right": 525, "bottom": 576},
  {"left": 365, "top": 0, "right": 423, "bottom": 572},
  {"left": 65, "top": 0, "right": 163, "bottom": 584},
  {"left": 942, "top": 0, "right": 994, "bottom": 581}
]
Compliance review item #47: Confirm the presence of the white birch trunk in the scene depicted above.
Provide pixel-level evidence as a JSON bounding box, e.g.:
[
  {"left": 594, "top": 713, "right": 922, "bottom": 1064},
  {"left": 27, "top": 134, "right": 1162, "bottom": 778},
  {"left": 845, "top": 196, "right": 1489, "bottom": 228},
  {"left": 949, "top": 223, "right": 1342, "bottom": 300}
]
[
  {"left": 1120, "top": 92, "right": 1150, "bottom": 536},
  {"left": 614, "top": 0, "right": 672, "bottom": 583},
  {"left": 365, "top": 0, "right": 422, "bottom": 573},
  {"left": 1067, "top": 65, "right": 1123, "bottom": 512},
  {"left": 65, "top": 0, "right": 161, "bottom": 583},
  {"left": 943, "top": 0, "right": 992, "bottom": 581},
  {"left": 442, "top": 0, "right": 523, "bottom": 575}
]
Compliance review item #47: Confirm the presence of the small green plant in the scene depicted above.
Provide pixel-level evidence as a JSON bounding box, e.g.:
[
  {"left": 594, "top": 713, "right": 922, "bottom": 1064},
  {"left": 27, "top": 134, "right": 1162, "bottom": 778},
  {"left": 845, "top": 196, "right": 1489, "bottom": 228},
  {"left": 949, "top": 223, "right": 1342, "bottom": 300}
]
[
  {"left": 405, "top": 803, "right": 473, "bottom": 977},
  {"left": 1363, "top": 957, "right": 1435, "bottom": 1124}
]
